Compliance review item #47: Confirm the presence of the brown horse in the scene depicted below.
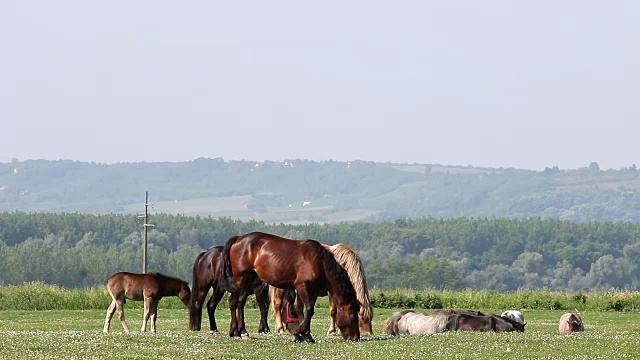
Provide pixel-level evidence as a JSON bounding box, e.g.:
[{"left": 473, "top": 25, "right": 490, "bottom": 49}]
[
  {"left": 445, "top": 313, "right": 524, "bottom": 332},
  {"left": 188, "top": 246, "right": 270, "bottom": 334},
  {"left": 103, "top": 272, "right": 191, "bottom": 333},
  {"left": 221, "top": 232, "right": 361, "bottom": 342},
  {"left": 270, "top": 243, "right": 373, "bottom": 336}
]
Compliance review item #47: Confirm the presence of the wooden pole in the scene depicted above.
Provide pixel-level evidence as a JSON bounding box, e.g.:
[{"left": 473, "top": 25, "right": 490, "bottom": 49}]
[
  {"left": 139, "top": 191, "right": 154, "bottom": 274},
  {"left": 143, "top": 191, "right": 148, "bottom": 273}
]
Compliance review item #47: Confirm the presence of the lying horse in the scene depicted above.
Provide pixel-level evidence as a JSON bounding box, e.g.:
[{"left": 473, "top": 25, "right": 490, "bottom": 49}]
[
  {"left": 501, "top": 310, "right": 526, "bottom": 328},
  {"left": 188, "top": 246, "right": 270, "bottom": 334},
  {"left": 384, "top": 310, "right": 450, "bottom": 336},
  {"left": 446, "top": 313, "right": 524, "bottom": 332},
  {"left": 221, "top": 232, "right": 360, "bottom": 342},
  {"left": 559, "top": 312, "right": 584, "bottom": 334},
  {"left": 103, "top": 272, "right": 191, "bottom": 333},
  {"left": 270, "top": 243, "right": 373, "bottom": 336}
]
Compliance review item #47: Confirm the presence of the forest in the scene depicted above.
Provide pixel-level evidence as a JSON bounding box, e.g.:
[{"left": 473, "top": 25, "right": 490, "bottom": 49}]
[{"left": 1, "top": 212, "right": 638, "bottom": 291}]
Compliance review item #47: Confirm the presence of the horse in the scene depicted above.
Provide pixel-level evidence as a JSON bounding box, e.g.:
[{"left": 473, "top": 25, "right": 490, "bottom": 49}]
[
  {"left": 103, "top": 272, "right": 191, "bottom": 333},
  {"left": 269, "top": 243, "right": 373, "bottom": 336},
  {"left": 501, "top": 310, "right": 526, "bottom": 328},
  {"left": 559, "top": 311, "right": 584, "bottom": 334},
  {"left": 445, "top": 313, "right": 523, "bottom": 332},
  {"left": 434, "top": 309, "right": 485, "bottom": 316},
  {"left": 188, "top": 246, "right": 270, "bottom": 334},
  {"left": 384, "top": 310, "right": 450, "bottom": 336},
  {"left": 220, "top": 232, "right": 361, "bottom": 342}
]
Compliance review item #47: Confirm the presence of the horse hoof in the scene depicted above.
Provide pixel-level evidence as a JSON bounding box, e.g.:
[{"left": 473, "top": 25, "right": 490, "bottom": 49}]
[
  {"left": 241, "top": 333, "right": 251, "bottom": 340},
  {"left": 209, "top": 330, "right": 219, "bottom": 335},
  {"left": 305, "top": 336, "right": 316, "bottom": 344}
]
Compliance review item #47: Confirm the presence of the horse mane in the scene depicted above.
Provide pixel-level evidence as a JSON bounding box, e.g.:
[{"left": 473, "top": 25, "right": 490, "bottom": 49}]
[
  {"left": 149, "top": 272, "right": 188, "bottom": 285},
  {"left": 220, "top": 235, "right": 241, "bottom": 291},
  {"left": 315, "top": 241, "right": 359, "bottom": 310},
  {"left": 323, "top": 243, "right": 373, "bottom": 322}
]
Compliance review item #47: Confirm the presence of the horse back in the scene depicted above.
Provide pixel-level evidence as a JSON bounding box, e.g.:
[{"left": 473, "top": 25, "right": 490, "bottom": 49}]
[{"left": 230, "top": 233, "right": 325, "bottom": 288}]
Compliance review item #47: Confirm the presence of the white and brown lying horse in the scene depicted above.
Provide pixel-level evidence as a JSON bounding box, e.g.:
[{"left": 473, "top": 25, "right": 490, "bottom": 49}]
[
  {"left": 501, "top": 310, "right": 526, "bottom": 328},
  {"left": 559, "top": 311, "right": 584, "bottom": 334}
]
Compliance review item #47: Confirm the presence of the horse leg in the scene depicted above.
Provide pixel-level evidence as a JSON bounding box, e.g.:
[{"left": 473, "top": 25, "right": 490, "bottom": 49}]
[
  {"left": 254, "top": 283, "right": 270, "bottom": 334},
  {"left": 141, "top": 296, "right": 152, "bottom": 333},
  {"left": 228, "top": 292, "right": 240, "bottom": 338},
  {"left": 293, "top": 287, "right": 316, "bottom": 343},
  {"left": 150, "top": 300, "right": 159, "bottom": 333},
  {"left": 115, "top": 298, "right": 130, "bottom": 333},
  {"left": 207, "top": 285, "right": 226, "bottom": 333},
  {"left": 189, "top": 284, "right": 211, "bottom": 331},
  {"left": 272, "top": 288, "right": 285, "bottom": 334},
  {"left": 103, "top": 299, "right": 117, "bottom": 333},
  {"left": 236, "top": 290, "right": 251, "bottom": 339},
  {"left": 327, "top": 294, "right": 337, "bottom": 336}
]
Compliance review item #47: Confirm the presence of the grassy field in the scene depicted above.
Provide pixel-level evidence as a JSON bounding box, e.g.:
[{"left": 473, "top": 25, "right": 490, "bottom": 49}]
[{"left": 1, "top": 308, "right": 639, "bottom": 359}]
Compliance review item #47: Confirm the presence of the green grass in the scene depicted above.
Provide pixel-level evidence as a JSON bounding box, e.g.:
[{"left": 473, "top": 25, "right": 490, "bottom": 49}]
[{"left": 1, "top": 308, "right": 639, "bottom": 359}]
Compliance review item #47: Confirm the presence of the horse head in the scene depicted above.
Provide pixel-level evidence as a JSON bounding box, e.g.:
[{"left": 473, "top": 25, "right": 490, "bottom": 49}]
[
  {"left": 358, "top": 310, "right": 373, "bottom": 335},
  {"left": 179, "top": 282, "right": 191, "bottom": 307},
  {"left": 569, "top": 313, "right": 583, "bottom": 332},
  {"left": 336, "top": 303, "right": 360, "bottom": 341}
]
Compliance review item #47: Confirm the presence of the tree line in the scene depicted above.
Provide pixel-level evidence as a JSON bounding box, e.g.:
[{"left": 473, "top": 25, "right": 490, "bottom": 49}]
[{"left": 1, "top": 212, "right": 639, "bottom": 291}]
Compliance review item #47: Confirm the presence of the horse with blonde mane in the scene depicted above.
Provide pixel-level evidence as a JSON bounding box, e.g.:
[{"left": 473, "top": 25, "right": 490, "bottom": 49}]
[{"left": 270, "top": 243, "right": 373, "bottom": 336}]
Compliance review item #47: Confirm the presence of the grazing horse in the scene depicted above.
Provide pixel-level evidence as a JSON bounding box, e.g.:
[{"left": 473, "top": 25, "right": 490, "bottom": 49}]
[
  {"left": 384, "top": 310, "right": 450, "bottom": 336},
  {"left": 559, "top": 312, "right": 584, "bottom": 334},
  {"left": 445, "top": 313, "right": 523, "bottom": 332},
  {"left": 501, "top": 310, "right": 526, "bottom": 328},
  {"left": 221, "top": 232, "right": 361, "bottom": 342},
  {"left": 270, "top": 243, "right": 373, "bottom": 336},
  {"left": 103, "top": 272, "right": 191, "bottom": 333},
  {"left": 188, "top": 246, "right": 270, "bottom": 334}
]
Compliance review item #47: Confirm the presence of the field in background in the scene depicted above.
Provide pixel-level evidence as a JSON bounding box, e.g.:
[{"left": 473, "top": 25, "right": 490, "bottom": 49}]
[
  {"left": 1, "top": 308, "right": 639, "bottom": 359},
  {"left": 121, "top": 194, "right": 377, "bottom": 224}
]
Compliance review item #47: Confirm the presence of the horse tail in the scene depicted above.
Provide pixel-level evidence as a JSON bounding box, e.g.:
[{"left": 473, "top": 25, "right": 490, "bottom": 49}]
[
  {"left": 326, "top": 244, "right": 373, "bottom": 326},
  {"left": 220, "top": 235, "right": 241, "bottom": 292},
  {"left": 268, "top": 285, "right": 279, "bottom": 320},
  {"left": 384, "top": 312, "right": 403, "bottom": 336}
]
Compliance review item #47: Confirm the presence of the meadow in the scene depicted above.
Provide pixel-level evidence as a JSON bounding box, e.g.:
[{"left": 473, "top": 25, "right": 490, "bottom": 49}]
[{"left": 1, "top": 307, "right": 640, "bottom": 359}]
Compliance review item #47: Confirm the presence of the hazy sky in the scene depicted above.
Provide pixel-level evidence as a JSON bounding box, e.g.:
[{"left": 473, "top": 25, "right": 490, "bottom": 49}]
[{"left": 2, "top": 1, "right": 638, "bottom": 170}]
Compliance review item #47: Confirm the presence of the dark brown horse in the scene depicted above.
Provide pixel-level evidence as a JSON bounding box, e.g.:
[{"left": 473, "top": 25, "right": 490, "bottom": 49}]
[
  {"left": 445, "top": 313, "right": 524, "bottom": 333},
  {"left": 188, "top": 246, "right": 270, "bottom": 334},
  {"left": 221, "top": 232, "right": 361, "bottom": 342},
  {"left": 103, "top": 272, "right": 191, "bottom": 333}
]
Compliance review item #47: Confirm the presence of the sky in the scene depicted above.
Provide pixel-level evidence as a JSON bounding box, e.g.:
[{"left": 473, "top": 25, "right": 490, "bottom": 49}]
[{"left": 1, "top": 1, "right": 638, "bottom": 171}]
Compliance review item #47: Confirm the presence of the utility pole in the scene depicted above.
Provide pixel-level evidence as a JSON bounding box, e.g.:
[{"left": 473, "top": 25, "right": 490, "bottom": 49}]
[{"left": 138, "top": 191, "right": 154, "bottom": 274}]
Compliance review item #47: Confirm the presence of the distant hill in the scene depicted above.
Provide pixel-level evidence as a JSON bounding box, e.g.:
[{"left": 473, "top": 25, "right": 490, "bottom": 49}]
[{"left": 1, "top": 158, "right": 639, "bottom": 223}]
